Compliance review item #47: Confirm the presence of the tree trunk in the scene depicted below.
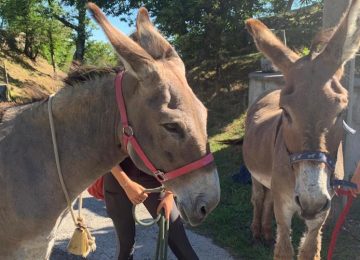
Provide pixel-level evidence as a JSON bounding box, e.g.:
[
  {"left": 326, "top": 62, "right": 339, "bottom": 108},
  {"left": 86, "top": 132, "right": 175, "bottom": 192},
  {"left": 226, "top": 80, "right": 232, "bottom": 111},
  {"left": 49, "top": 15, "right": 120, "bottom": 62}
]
[
  {"left": 24, "top": 35, "right": 33, "bottom": 59},
  {"left": 73, "top": 0, "right": 87, "bottom": 64},
  {"left": 47, "top": 0, "right": 56, "bottom": 77},
  {"left": 286, "top": 0, "right": 295, "bottom": 11},
  {"left": 48, "top": 27, "right": 56, "bottom": 77}
]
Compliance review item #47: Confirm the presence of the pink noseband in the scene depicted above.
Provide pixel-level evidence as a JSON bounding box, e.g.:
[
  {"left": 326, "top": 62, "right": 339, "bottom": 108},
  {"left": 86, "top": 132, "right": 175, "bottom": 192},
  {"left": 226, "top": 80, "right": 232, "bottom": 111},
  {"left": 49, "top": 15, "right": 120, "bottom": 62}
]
[{"left": 115, "top": 71, "right": 214, "bottom": 183}]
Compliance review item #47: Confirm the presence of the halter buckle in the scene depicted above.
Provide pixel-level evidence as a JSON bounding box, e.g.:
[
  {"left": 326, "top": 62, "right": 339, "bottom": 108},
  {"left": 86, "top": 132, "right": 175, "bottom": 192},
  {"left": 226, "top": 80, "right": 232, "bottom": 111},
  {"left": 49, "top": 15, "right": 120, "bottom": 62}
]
[
  {"left": 122, "top": 126, "right": 134, "bottom": 137},
  {"left": 155, "top": 170, "right": 166, "bottom": 182}
]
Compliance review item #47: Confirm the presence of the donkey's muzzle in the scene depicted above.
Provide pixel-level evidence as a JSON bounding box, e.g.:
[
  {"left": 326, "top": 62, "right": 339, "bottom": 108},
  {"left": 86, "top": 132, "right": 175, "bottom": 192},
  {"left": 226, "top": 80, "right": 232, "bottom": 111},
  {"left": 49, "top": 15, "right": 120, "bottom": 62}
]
[{"left": 295, "top": 195, "right": 331, "bottom": 219}]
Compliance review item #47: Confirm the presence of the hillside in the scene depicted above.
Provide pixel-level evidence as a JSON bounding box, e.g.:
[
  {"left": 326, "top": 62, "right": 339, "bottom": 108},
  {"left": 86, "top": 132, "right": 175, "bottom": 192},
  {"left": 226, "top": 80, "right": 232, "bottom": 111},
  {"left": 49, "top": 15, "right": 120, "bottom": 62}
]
[{"left": 0, "top": 48, "right": 66, "bottom": 102}]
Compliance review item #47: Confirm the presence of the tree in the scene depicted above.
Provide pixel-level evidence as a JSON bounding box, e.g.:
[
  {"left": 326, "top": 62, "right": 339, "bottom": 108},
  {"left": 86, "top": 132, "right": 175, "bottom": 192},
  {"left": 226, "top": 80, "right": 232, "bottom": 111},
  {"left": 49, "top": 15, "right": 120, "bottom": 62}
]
[
  {"left": 50, "top": 0, "right": 125, "bottom": 63},
  {"left": 0, "top": 0, "right": 49, "bottom": 59},
  {"left": 0, "top": 0, "right": 75, "bottom": 70},
  {"left": 83, "top": 40, "right": 118, "bottom": 66},
  {"left": 110, "top": 0, "right": 265, "bottom": 69}
]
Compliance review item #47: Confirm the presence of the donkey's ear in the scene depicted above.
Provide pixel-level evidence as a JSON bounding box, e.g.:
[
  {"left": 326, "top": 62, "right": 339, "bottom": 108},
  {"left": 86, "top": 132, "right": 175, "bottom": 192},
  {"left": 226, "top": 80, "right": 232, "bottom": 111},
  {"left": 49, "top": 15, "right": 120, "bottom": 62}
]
[
  {"left": 315, "top": 0, "right": 360, "bottom": 75},
  {"left": 87, "top": 3, "right": 155, "bottom": 80},
  {"left": 246, "top": 19, "right": 299, "bottom": 75},
  {"left": 136, "top": 8, "right": 185, "bottom": 69}
]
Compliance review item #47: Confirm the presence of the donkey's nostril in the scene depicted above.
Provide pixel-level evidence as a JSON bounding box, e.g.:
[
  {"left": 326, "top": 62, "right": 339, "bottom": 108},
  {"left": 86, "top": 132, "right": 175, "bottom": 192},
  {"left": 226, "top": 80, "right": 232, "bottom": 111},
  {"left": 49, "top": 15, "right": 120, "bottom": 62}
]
[
  {"left": 199, "top": 205, "right": 207, "bottom": 217},
  {"left": 295, "top": 196, "right": 302, "bottom": 208},
  {"left": 320, "top": 199, "right": 331, "bottom": 212}
]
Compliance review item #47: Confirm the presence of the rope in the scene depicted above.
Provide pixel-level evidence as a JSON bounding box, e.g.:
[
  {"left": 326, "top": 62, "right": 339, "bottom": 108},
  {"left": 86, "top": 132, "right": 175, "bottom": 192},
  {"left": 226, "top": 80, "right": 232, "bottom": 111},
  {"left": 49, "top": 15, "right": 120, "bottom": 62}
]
[
  {"left": 48, "top": 94, "right": 96, "bottom": 257},
  {"left": 327, "top": 189, "right": 354, "bottom": 260},
  {"left": 132, "top": 186, "right": 169, "bottom": 260},
  {"left": 48, "top": 94, "right": 78, "bottom": 226}
]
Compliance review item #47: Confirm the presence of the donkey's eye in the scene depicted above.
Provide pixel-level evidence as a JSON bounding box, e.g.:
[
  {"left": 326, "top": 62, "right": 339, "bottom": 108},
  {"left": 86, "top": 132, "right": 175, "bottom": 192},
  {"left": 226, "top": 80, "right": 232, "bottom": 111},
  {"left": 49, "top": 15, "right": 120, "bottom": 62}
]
[
  {"left": 162, "top": 123, "right": 184, "bottom": 137},
  {"left": 337, "top": 110, "right": 345, "bottom": 119}
]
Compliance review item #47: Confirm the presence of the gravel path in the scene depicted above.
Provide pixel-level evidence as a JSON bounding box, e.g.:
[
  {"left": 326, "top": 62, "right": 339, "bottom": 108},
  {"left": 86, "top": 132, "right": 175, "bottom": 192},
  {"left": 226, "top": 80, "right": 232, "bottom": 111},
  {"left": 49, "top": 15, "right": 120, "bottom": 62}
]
[{"left": 50, "top": 192, "right": 234, "bottom": 260}]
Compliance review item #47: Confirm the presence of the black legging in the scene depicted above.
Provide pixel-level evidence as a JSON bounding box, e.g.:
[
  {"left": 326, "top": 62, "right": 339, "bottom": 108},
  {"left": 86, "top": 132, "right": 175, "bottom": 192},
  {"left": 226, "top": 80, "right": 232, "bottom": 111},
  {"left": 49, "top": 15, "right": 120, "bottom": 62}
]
[{"left": 104, "top": 158, "right": 199, "bottom": 260}]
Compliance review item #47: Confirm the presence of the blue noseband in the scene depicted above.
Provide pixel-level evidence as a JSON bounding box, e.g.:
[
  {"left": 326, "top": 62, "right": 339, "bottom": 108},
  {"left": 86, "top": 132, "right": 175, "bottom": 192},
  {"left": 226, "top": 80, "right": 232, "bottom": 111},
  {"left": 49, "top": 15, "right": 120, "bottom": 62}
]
[{"left": 289, "top": 151, "right": 336, "bottom": 171}]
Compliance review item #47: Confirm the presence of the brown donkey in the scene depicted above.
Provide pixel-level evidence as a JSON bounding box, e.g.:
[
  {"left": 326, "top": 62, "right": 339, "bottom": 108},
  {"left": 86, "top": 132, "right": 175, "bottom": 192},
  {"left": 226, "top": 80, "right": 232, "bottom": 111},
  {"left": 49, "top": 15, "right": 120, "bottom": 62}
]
[
  {"left": 243, "top": 1, "right": 360, "bottom": 259},
  {"left": 0, "top": 4, "right": 220, "bottom": 259}
]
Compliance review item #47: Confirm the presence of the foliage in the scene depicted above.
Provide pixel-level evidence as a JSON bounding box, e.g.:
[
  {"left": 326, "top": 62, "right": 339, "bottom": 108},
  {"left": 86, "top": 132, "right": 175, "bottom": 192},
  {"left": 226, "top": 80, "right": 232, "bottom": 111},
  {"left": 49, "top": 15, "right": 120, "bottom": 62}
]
[
  {"left": 121, "top": 0, "right": 265, "bottom": 67},
  {"left": 0, "top": 0, "right": 75, "bottom": 70},
  {"left": 0, "top": 0, "right": 48, "bottom": 59},
  {"left": 109, "top": 0, "right": 322, "bottom": 71},
  {"left": 261, "top": 3, "right": 323, "bottom": 52},
  {"left": 84, "top": 40, "right": 118, "bottom": 66},
  {"left": 50, "top": 0, "right": 126, "bottom": 62}
]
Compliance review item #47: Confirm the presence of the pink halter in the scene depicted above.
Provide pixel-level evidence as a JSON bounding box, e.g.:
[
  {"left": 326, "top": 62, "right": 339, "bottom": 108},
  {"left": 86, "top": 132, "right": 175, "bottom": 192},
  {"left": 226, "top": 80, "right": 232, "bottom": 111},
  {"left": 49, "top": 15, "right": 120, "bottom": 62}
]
[{"left": 115, "top": 71, "right": 214, "bottom": 183}]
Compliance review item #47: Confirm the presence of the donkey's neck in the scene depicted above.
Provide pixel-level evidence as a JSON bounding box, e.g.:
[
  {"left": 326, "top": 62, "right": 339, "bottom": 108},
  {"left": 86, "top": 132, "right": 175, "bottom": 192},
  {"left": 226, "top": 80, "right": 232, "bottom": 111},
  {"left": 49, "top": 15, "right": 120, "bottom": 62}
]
[{"left": 49, "top": 76, "right": 125, "bottom": 200}]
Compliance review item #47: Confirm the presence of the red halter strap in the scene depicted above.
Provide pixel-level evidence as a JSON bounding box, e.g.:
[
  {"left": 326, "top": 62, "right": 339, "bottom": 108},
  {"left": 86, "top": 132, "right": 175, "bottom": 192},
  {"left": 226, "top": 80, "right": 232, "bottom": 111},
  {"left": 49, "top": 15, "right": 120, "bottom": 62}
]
[{"left": 114, "top": 71, "right": 214, "bottom": 183}]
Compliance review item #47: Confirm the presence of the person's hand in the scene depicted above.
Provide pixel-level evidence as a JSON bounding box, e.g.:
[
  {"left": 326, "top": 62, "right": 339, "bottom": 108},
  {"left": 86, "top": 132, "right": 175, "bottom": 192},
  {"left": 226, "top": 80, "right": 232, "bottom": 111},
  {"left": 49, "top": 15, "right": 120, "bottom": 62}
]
[
  {"left": 122, "top": 180, "right": 148, "bottom": 205},
  {"left": 157, "top": 191, "right": 174, "bottom": 220},
  {"left": 350, "top": 162, "right": 360, "bottom": 197}
]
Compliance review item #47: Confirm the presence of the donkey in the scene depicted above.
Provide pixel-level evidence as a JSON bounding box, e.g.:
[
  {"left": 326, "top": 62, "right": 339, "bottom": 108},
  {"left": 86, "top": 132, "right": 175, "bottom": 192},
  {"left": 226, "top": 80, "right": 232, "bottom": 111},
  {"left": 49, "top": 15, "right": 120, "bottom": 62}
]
[
  {"left": 243, "top": 1, "right": 360, "bottom": 259},
  {"left": 0, "top": 3, "right": 220, "bottom": 259}
]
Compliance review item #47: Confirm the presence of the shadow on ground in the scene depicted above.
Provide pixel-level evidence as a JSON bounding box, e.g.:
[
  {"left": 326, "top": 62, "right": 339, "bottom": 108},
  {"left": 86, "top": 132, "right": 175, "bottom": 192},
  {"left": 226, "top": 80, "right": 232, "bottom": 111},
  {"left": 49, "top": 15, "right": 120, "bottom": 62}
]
[
  {"left": 50, "top": 226, "right": 117, "bottom": 260},
  {"left": 73, "top": 197, "right": 108, "bottom": 218}
]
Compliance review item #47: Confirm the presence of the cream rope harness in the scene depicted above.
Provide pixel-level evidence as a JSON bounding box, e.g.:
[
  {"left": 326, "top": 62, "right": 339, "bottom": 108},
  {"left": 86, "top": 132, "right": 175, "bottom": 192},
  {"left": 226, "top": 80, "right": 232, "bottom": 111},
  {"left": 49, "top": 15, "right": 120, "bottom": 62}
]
[{"left": 48, "top": 94, "right": 96, "bottom": 257}]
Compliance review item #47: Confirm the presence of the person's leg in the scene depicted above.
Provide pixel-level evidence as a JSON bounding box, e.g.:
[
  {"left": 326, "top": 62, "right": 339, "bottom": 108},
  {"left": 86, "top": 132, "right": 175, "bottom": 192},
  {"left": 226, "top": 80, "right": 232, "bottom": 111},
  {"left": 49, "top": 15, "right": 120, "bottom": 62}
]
[
  {"left": 138, "top": 177, "right": 199, "bottom": 260},
  {"left": 104, "top": 173, "right": 135, "bottom": 260}
]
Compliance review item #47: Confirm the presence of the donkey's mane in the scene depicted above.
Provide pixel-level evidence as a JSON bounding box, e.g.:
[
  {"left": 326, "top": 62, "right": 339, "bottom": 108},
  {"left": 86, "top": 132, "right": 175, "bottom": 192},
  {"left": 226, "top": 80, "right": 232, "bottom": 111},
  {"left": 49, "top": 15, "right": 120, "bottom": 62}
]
[
  {"left": 63, "top": 65, "right": 123, "bottom": 86},
  {"left": 0, "top": 65, "right": 124, "bottom": 123}
]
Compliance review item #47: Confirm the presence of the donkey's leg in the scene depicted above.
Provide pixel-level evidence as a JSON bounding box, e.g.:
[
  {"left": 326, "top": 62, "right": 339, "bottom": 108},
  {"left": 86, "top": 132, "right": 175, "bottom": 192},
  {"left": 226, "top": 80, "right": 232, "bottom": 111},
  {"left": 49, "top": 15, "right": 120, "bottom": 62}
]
[
  {"left": 251, "top": 177, "right": 265, "bottom": 242},
  {"left": 297, "top": 212, "right": 328, "bottom": 260},
  {"left": 273, "top": 197, "right": 294, "bottom": 260},
  {"left": 261, "top": 188, "right": 274, "bottom": 245}
]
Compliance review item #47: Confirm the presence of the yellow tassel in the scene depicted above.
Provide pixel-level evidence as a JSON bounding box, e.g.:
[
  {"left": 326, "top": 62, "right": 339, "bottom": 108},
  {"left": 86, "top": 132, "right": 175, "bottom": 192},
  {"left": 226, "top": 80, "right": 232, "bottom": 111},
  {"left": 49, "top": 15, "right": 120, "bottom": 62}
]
[{"left": 67, "top": 224, "right": 96, "bottom": 257}]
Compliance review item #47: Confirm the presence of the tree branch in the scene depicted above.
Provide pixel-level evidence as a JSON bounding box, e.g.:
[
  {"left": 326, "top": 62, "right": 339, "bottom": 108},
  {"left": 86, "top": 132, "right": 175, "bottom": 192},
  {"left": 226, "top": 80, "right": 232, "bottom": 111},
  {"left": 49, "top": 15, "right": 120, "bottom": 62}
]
[{"left": 53, "top": 13, "right": 78, "bottom": 31}]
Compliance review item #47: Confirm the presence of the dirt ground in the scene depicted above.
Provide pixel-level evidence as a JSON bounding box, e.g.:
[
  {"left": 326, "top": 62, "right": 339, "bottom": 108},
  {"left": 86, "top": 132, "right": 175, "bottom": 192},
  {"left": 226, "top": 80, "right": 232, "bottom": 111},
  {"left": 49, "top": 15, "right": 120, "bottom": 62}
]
[{"left": 50, "top": 191, "right": 234, "bottom": 260}]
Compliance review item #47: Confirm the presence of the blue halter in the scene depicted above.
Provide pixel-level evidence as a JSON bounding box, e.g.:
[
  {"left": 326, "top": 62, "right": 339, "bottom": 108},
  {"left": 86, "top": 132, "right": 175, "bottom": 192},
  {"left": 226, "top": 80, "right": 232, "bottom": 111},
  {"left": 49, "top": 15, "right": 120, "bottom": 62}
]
[
  {"left": 289, "top": 151, "right": 336, "bottom": 171},
  {"left": 289, "top": 151, "right": 357, "bottom": 190}
]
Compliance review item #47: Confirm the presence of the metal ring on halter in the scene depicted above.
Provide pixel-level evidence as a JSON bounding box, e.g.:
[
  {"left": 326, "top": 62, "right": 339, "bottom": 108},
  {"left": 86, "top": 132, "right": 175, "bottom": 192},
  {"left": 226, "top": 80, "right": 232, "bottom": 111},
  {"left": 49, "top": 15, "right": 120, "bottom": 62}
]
[
  {"left": 155, "top": 170, "right": 166, "bottom": 182},
  {"left": 331, "top": 179, "right": 358, "bottom": 190},
  {"left": 132, "top": 186, "right": 166, "bottom": 227},
  {"left": 122, "top": 126, "right": 134, "bottom": 136}
]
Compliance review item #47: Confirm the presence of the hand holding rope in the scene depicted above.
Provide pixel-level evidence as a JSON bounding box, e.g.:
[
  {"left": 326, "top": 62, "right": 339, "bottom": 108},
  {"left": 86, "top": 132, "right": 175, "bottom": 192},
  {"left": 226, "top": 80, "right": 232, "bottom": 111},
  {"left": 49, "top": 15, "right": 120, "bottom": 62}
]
[{"left": 132, "top": 186, "right": 170, "bottom": 260}]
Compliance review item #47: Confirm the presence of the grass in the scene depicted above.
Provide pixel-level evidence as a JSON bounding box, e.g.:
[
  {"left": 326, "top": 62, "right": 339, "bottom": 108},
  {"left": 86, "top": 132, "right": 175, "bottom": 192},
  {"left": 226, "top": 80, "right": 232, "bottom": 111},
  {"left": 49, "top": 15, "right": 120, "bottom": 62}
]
[{"left": 0, "top": 48, "right": 65, "bottom": 102}]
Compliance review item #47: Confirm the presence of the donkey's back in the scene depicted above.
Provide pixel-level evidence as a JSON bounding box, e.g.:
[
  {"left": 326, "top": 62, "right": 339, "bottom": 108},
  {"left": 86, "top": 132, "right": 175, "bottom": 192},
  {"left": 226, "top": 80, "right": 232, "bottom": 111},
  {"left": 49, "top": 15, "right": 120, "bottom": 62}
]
[{"left": 243, "top": 89, "right": 283, "bottom": 188}]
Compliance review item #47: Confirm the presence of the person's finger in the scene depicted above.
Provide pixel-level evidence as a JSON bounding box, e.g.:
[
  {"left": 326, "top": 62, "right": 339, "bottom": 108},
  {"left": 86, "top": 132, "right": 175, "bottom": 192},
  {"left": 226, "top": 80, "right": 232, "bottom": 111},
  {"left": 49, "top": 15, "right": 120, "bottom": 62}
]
[
  {"left": 165, "top": 206, "right": 171, "bottom": 220},
  {"left": 141, "top": 194, "right": 148, "bottom": 201},
  {"left": 141, "top": 190, "right": 149, "bottom": 196},
  {"left": 157, "top": 202, "right": 163, "bottom": 215},
  {"left": 350, "top": 189, "right": 358, "bottom": 198},
  {"left": 138, "top": 194, "right": 147, "bottom": 201},
  {"left": 351, "top": 190, "right": 357, "bottom": 198}
]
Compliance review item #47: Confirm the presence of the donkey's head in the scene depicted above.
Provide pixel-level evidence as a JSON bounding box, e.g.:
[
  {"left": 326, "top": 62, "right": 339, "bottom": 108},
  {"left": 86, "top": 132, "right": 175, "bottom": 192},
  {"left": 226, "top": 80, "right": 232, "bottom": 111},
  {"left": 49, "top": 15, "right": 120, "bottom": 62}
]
[
  {"left": 246, "top": 0, "right": 360, "bottom": 219},
  {"left": 88, "top": 3, "right": 220, "bottom": 225}
]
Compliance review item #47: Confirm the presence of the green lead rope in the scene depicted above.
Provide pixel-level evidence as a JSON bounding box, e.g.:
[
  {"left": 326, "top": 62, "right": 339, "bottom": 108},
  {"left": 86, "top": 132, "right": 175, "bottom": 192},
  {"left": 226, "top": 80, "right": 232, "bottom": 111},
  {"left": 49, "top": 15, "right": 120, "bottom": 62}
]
[
  {"left": 155, "top": 209, "right": 169, "bottom": 260},
  {"left": 132, "top": 186, "right": 169, "bottom": 260}
]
